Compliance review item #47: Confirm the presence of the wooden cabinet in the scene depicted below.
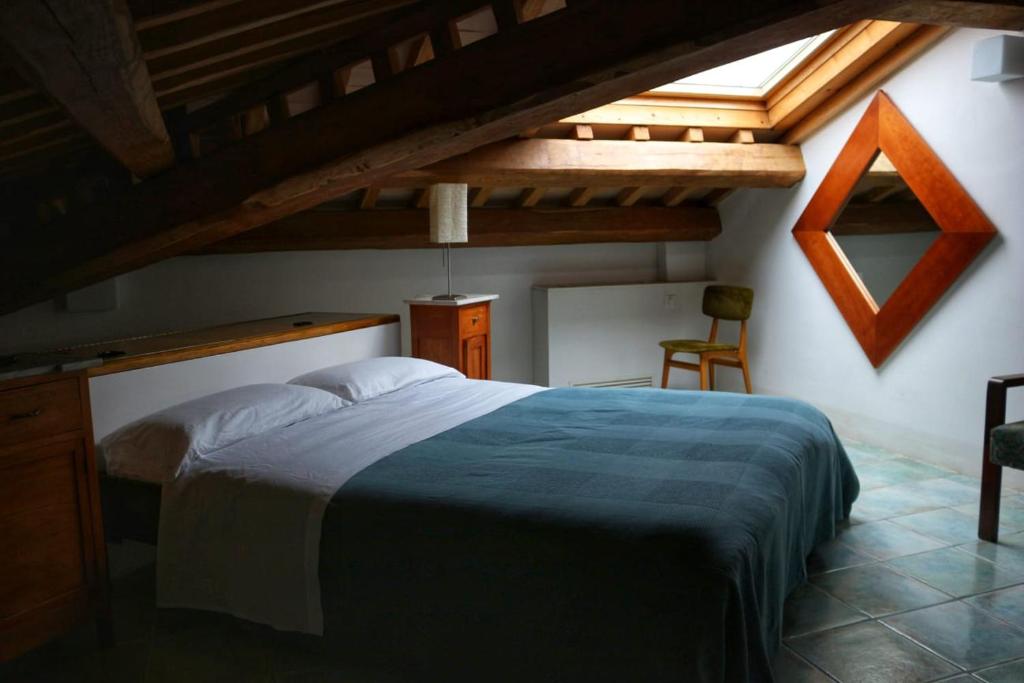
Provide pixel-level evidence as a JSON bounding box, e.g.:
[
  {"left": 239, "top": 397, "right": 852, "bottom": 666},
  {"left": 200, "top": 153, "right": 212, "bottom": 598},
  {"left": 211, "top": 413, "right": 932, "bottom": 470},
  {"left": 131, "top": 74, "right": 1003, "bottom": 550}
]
[
  {"left": 0, "top": 372, "right": 109, "bottom": 662},
  {"left": 407, "top": 296, "right": 496, "bottom": 380}
]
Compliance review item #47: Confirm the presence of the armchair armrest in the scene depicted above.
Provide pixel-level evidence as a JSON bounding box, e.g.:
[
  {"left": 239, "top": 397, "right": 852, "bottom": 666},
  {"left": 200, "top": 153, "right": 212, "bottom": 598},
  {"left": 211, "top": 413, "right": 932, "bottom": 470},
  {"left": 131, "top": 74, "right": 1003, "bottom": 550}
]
[
  {"left": 987, "top": 374, "right": 1024, "bottom": 435},
  {"left": 991, "top": 374, "right": 1024, "bottom": 389}
]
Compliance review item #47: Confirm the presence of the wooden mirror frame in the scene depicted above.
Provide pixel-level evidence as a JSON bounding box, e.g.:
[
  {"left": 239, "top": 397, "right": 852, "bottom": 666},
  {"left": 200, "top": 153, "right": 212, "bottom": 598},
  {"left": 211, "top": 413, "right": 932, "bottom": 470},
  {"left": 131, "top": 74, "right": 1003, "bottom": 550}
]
[{"left": 792, "top": 91, "right": 996, "bottom": 367}]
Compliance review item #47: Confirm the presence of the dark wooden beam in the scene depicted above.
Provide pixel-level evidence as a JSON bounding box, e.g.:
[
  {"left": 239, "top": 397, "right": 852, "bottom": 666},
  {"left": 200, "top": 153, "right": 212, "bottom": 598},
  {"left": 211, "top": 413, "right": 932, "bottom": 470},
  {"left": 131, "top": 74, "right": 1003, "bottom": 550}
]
[
  {"left": 0, "top": 0, "right": 174, "bottom": 178},
  {"left": 1, "top": 0, "right": 1012, "bottom": 314},
  {"left": 200, "top": 206, "right": 723, "bottom": 253},
  {"left": 876, "top": 1, "right": 1024, "bottom": 29}
]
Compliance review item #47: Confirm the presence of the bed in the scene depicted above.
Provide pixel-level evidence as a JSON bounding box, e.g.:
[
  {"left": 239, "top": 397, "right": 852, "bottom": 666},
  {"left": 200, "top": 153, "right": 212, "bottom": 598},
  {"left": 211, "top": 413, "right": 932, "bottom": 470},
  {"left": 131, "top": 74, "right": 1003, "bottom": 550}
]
[{"left": 98, "top": 354, "right": 858, "bottom": 683}]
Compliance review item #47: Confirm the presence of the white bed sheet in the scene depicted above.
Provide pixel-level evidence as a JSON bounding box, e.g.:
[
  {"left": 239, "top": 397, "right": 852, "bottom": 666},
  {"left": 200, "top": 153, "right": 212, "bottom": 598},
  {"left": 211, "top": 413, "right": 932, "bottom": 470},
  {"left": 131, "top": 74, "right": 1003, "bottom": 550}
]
[{"left": 156, "top": 377, "right": 545, "bottom": 634}]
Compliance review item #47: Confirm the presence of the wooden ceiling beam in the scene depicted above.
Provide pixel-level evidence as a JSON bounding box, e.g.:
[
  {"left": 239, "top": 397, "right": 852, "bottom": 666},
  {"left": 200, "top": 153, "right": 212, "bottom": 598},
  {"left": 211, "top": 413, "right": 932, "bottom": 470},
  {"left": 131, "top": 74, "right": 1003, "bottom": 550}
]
[
  {"left": 390, "top": 139, "right": 806, "bottom": 188},
  {"left": 2, "top": 0, "right": 1007, "bottom": 313},
  {"left": 0, "top": 0, "right": 174, "bottom": 178},
  {"left": 200, "top": 205, "right": 723, "bottom": 253}
]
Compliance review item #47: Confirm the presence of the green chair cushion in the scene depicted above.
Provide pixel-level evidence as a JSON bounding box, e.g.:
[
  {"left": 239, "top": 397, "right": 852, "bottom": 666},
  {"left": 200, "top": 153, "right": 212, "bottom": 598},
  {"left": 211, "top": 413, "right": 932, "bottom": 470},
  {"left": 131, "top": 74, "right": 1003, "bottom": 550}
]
[
  {"left": 991, "top": 421, "right": 1024, "bottom": 469},
  {"left": 659, "top": 339, "right": 738, "bottom": 354},
  {"left": 703, "top": 285, "right": 754, "bottom": 321}
]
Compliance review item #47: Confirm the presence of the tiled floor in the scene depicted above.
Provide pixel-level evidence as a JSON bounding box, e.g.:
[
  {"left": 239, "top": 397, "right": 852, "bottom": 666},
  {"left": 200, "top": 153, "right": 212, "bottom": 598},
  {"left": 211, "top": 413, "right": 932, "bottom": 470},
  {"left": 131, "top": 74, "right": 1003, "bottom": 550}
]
[
  {"left": 783, "top": 441, "right": 1024, "bottom": 683},
  {"left": 5, "top": 439, "right": 1024, "bottom": 682}
]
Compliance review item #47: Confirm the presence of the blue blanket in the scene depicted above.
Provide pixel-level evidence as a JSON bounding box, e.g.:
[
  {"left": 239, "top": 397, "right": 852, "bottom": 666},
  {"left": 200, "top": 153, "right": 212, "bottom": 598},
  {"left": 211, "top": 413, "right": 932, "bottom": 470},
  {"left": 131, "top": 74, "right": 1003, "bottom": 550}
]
[{"left": 319, "top": 388, "right": 858, "bottom": 682}]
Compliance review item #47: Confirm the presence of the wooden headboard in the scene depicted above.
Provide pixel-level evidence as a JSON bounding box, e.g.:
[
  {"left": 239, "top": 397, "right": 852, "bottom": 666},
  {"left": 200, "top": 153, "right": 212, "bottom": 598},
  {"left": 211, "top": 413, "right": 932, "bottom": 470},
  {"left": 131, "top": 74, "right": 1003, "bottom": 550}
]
[{"left": 86, "top": 312, "right": 400, "bottom": 442}]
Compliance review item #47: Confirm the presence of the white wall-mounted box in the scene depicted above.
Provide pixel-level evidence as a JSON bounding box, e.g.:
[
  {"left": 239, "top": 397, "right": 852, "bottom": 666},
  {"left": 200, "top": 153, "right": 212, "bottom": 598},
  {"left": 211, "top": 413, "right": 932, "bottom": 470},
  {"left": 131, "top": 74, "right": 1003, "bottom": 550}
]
[{"left": 971, "top": 34, "right": 1024, "bottom": 82}]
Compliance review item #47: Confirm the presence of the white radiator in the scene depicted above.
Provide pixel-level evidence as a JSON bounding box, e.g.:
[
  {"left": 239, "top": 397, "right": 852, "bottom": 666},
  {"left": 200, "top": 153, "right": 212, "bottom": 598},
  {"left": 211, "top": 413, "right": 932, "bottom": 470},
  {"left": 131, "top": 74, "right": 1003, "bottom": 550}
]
[
  {"left": 532, "top": 280, "right": 715, "bottom": 390},
  {"left": 572, "top": 377, "right": 653, "bottom": 389}
]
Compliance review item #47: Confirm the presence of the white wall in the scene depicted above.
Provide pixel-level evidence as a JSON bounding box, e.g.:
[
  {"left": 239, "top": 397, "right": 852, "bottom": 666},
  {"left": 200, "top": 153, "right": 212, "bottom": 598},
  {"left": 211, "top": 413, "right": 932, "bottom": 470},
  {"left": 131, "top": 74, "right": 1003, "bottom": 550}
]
[
  {"left": 0, "top": 242, "right": 708, "bottom": 384},
  {"left": 709, "top": 28, "right": 1024, "bottom": 481}
]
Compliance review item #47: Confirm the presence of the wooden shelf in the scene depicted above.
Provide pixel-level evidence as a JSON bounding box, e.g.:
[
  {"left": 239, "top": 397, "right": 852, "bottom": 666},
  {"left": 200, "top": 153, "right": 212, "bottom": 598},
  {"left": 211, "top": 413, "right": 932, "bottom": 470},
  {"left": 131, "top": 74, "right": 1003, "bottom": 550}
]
[{"left": 1, "top": 312, "right": 399, "bottom": 379}]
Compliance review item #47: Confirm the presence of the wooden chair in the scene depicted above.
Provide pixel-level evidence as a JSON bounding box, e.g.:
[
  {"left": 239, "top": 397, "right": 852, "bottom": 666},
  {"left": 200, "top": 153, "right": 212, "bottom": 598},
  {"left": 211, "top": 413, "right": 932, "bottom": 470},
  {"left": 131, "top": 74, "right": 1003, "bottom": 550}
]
[
  {"left": 660, "top": 285, "right": 753, "bottom": 393},
  {"left": 979, "top": 374, "right": 1024, "bottom": 542}
]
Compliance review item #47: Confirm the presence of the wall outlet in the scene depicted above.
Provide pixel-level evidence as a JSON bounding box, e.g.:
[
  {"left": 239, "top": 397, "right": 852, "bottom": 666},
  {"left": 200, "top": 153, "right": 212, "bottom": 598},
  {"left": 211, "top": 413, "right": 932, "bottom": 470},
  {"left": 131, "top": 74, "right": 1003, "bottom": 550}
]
[{"left": 663, "top": 293, "right": 677, "bottom": 310}]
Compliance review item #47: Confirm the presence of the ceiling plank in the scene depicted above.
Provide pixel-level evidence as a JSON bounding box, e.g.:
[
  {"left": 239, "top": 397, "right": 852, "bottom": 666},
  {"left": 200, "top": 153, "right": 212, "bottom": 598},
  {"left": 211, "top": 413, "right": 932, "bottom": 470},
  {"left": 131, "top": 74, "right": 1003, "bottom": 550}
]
[
  {"left": 146, "top": 2, "right": 410, "bottom": 86},
  {"left": 390, "top": 139, "right": 806, "bottom": 188},
  {"left": 0, "top": 0, "right": 174, "bottom": 178},
  {"left": 1, "top": 0, "right": 1005, "bottom": 313},
  {"left": 138, "top": 0, "right": 407, "bottom": 59},
  {"left": 200, "top": 205, "right": 723, "bottom": 253}
]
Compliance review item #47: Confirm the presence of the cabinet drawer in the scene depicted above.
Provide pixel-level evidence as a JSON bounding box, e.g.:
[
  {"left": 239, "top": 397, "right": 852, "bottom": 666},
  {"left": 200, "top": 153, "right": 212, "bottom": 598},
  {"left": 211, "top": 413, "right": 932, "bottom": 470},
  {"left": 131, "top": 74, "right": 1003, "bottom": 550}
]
[
  {"left": 458, "top": 304, "right": 489, "bottom": 337},
  {"left": 0, "top": 378, "right": 82, "bottom": 449}
]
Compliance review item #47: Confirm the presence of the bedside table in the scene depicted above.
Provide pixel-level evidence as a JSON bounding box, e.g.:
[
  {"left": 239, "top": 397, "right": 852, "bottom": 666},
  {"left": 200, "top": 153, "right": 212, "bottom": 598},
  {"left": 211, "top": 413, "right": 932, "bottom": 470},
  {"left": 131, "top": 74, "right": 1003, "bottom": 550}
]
[
  {"left": 0, "top": 370, "right": 111, "bottom": 661},
  {"left": 405, "top": 294, "right": 497, "bottom": 380}
]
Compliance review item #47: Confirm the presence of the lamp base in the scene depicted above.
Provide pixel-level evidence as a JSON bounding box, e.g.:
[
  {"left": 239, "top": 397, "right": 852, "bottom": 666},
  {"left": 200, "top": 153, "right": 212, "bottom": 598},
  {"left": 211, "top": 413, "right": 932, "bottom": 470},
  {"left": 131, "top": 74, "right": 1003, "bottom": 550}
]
[{"left": 431, "top": 293, "right": 468, "bottom": 301}]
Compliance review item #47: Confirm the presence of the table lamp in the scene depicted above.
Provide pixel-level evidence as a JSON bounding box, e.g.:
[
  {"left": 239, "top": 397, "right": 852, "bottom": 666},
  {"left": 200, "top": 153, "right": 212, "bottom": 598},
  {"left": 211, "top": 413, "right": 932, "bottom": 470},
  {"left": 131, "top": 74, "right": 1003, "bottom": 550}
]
[{"left": 429, "top": 183, "right": 469, "bottom": 301}]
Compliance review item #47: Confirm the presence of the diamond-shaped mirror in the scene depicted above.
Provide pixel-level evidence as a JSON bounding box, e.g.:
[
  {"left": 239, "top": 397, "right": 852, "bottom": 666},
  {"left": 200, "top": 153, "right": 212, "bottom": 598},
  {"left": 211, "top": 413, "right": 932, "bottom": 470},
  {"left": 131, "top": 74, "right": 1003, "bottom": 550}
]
[
  {"left": 793, "top": 91, "right": 995, "bottom": 367},
  {"left": 828, "top": 151, "right": 941, "bottom": 307}
]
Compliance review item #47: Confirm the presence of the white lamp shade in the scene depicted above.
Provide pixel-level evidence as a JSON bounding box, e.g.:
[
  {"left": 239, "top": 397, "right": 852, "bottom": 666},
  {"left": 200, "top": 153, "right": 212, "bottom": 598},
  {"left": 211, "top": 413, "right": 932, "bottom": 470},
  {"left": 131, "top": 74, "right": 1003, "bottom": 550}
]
[{"left": 429, "top": 183, "right": 469, "bottom": 243}]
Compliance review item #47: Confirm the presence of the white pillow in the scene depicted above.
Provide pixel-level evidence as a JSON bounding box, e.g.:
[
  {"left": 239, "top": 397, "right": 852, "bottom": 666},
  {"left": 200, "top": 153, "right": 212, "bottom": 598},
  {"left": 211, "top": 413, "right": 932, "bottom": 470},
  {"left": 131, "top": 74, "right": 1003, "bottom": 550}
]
[
  {"left": 288, "top": 356, "right": 464, "bottom": 403},
  {"left": 101, "top": 384, "right": 347, "bottom": 483}
]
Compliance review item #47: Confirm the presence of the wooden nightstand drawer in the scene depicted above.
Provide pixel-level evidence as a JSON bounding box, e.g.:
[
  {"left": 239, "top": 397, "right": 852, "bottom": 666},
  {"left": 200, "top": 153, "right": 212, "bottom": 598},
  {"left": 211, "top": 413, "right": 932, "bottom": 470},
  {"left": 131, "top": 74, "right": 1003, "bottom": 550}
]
[
  {"left": 458, "top": 304, "right": 489, "bottom": 337},
  {"left": 0, "top": 378, "right": 82, "bottom": 449}
]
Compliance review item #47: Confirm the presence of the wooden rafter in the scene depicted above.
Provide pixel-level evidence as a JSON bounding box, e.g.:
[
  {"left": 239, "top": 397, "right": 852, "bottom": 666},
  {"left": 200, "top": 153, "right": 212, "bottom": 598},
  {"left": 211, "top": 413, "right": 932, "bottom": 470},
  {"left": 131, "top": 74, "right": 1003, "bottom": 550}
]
[
  {"left": 517, "top": 187, "right": 545, "bottom": 207},
  {"left": 201, "top": 205, "right": 723, "bottom": 253},
  {"left": 1, "top": 0, "right": 1016, "bottom": 314},
  {"left": 661, "top": 187, "right": 697, "bottom": 207},
  {"left": 359, "top": 186, "right": 380, "bottom": 209},
  {"left": 469, "top": 187, "right": 493, "bottom": 207},
  {"left": 0, "top": 0, "right": 174, "bottom": 177},
  {"left": 567, "top": 187, "right": 595, "bottom": 207},
  {"left": 616, "top": 187, "right": 646, "bottom": 206}
]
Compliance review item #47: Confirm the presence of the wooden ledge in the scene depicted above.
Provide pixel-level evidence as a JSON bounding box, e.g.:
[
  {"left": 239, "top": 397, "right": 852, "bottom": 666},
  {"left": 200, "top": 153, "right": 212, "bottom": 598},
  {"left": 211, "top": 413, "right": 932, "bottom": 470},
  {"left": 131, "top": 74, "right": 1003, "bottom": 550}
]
[{"left": 63, "top": 312, "right": 399, "bottom": 376}]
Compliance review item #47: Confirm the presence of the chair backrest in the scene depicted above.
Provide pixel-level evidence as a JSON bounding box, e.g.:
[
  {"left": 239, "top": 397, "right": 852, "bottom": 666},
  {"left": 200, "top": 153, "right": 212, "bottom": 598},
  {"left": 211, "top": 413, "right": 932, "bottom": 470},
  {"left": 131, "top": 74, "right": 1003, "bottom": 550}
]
[{"left": 702, "top": 285, "right": 754, "bottom": 321}]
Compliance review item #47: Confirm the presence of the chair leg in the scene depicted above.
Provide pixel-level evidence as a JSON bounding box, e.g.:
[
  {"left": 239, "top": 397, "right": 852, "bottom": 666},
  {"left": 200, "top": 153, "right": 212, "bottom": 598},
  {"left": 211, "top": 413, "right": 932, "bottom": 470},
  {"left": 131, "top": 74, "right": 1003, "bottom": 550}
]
[
  {"left": 661, "top": 350, "right": 672, "bottom": 389},
  {"left": 708, "top": 362, "right": 716, "bottom": 391},
  {"left": 699, "top": 356, "right": 709, "bottom": 391},
  {"left": 740, "top": 354, "right": 752, "bottom": 394},
  {"left": 979, "top": 454, "right": 1002, "bottom": 542},
  {"left": 980, "top": 379, "right": 1009, "bottom": 542}
]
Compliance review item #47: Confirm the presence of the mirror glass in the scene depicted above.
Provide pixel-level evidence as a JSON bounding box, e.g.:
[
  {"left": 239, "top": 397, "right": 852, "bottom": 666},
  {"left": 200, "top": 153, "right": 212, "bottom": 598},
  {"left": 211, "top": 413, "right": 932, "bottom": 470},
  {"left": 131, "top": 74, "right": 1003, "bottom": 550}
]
[{"left": 827, "top": 151, "right": 940, "bottom": 306}]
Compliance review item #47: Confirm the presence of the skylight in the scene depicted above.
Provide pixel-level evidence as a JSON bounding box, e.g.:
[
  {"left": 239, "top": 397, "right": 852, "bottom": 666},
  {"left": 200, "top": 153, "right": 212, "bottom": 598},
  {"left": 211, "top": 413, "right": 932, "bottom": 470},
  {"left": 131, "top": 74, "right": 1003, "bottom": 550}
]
[{"left": 651, "top": 31, "right": 835, "bottom": 98}]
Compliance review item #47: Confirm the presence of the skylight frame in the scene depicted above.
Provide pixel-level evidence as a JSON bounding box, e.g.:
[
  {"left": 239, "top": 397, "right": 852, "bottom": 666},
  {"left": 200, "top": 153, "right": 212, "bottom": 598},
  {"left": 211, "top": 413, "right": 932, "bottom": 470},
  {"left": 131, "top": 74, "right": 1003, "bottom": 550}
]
[{"left": 647, "top": 31, "right": 836, "bottom": 100}]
